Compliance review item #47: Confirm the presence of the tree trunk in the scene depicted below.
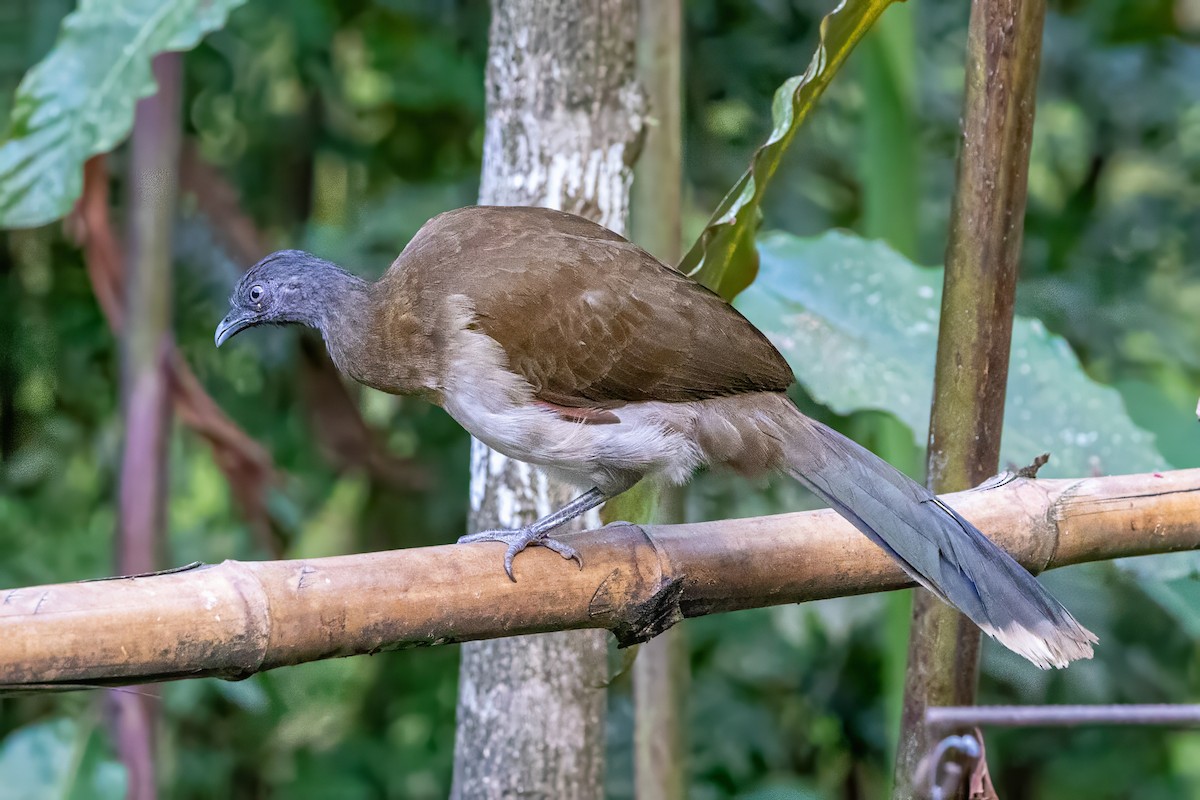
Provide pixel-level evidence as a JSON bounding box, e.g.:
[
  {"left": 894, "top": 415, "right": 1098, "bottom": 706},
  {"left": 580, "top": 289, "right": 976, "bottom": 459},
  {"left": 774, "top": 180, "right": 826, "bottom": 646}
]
[
  {"left": 451, "top": 2, "right": 643, "bottom": 799},
  {"left": 110, "top": 53, "right": 182, "bottom": 800}
]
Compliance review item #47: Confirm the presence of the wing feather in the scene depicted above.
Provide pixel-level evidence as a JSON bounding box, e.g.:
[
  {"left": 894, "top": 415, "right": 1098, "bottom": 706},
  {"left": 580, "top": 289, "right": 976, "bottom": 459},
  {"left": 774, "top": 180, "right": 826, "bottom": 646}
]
[{"left": 394, "top": 206, "right": 794, "bottom": 406}]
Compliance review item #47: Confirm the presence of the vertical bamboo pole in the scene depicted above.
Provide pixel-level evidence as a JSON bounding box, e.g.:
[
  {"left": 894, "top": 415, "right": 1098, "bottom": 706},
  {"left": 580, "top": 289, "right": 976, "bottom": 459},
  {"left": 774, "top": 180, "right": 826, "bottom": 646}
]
[
  {"left": 110, "top": 52, "right": 182, "bottom": 800},
  {"left": 891, "top": 0, "right": 1047, "bottom": 796},
  {"left": 631, "top": 3, "right": 686, "bottom": 797}
]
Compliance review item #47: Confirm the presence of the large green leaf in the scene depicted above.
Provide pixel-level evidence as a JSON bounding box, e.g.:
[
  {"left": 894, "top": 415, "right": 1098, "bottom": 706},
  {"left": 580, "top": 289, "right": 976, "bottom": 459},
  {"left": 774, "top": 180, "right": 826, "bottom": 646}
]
[
  {"left": 680, "top": 0, "right": 896, "bottom": 300},
  {"left": 0, "top": 718, "right": 126, "bottom": 800},
  {"left": 0, "top": 0, "right": 246, "bottom": 229},
  {"left": 0, "top": 1, "right": 73, "bottom": 130},
  {"left": 1118, "top": 552, "right": 1200, "bottom": 638},
  {"left": 735, "top": 230, "right": 1167, "bottom": 478}
]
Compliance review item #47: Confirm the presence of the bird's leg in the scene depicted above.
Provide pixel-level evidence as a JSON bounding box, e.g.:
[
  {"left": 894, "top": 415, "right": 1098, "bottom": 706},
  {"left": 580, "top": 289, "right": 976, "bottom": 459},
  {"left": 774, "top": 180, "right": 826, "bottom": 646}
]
[{"left": 458, "top": 487, "right": 609, "bottom": 581}]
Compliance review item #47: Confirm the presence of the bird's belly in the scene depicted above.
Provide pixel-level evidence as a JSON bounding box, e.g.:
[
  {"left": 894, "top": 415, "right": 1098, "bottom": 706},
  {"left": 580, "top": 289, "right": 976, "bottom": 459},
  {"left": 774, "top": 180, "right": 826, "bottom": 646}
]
[
  {"left": 439, "top": 321, "right": 703, "bottom": 492},
  {"left": 443, "top": 386, "right": 701, "bottom": 493}
]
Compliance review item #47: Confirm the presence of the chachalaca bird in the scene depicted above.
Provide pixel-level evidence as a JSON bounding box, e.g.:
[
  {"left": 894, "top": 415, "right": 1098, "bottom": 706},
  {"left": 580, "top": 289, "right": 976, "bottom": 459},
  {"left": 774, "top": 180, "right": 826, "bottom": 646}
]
[{"left": 215, "top": 205, "right": 1096, "bottom": 668}]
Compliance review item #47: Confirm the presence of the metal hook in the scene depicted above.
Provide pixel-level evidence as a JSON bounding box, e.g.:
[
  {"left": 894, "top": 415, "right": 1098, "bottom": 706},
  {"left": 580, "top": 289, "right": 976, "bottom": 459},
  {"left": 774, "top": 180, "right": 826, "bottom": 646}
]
[{"left": 927, "top": 733, "right": 982, "bottom": 800}]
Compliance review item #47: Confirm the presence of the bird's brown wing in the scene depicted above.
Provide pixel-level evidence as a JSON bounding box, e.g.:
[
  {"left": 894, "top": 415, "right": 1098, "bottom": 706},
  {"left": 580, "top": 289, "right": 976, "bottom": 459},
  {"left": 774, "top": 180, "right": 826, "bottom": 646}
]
[{"left": 401, "top": 205, "right": 794, "bottom": 407}]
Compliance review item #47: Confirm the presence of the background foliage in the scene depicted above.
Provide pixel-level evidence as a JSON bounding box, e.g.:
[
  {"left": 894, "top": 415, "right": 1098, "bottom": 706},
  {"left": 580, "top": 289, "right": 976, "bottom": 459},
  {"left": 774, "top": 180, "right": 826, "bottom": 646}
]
[{"left": 1, "top": 0, "right": 1198, "bottom": 797}]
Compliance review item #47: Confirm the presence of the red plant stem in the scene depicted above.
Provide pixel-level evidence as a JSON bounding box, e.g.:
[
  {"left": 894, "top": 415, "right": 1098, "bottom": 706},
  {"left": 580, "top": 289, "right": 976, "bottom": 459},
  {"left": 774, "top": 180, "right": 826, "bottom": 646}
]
[{"left": 111, "top": 52, "right": 183, "bottom": 800}]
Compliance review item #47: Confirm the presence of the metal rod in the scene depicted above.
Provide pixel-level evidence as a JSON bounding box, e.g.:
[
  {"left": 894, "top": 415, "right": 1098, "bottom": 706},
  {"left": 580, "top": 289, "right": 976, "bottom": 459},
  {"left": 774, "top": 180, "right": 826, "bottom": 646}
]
[{"left": 927, "top": 704, "right": 1200, "bottom": 731}]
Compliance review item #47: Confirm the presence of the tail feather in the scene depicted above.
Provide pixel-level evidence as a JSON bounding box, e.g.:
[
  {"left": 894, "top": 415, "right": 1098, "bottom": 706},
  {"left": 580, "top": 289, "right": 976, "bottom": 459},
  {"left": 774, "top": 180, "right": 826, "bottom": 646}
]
[{"left": 779, "top": 405, "right": 1096, "bottom": 668}]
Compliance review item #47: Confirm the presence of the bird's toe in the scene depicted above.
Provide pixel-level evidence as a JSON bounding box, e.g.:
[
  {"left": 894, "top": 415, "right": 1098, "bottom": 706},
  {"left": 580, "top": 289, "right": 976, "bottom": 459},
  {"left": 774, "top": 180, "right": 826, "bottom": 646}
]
[
  {"left": 458, "top": 527, "right": 581, "bottom": 581},
  {"left": 457, "top": 528, "right": 517, "bottom": 545},
  {"left": 538, "top": 537, "right": 582, "bottom": 569}
]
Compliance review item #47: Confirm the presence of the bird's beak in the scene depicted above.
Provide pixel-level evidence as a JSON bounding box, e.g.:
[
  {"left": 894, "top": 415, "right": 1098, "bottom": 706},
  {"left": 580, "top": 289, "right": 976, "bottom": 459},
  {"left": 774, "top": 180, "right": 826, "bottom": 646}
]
[{"left": 215, "top": 311, "right": 254, "bottom": 348}]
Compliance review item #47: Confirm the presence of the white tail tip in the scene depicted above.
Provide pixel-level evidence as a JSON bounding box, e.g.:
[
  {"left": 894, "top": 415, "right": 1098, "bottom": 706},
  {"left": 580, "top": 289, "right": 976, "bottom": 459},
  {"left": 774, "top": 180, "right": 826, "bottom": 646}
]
[{"left": 981, "top": 618, "right": 1099, "bottom": 669}]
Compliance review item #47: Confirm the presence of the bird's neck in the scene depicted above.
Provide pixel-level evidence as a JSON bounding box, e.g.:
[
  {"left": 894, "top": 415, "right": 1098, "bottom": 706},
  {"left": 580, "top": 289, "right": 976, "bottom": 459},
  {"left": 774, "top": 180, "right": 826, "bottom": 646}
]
[
  {"left": 318, "top": 270, "right": 440, "bottom": 398},
  {"left": 314, "top": 270, "right": 374, "bottom": 379}
]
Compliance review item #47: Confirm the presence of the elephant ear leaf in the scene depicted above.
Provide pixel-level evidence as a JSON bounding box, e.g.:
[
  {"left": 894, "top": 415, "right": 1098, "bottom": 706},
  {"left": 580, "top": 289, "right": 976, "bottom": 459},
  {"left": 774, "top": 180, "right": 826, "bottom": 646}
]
[
  {"left": 680, "top": 0, "right": 897, "bottom": 301},
  {"left": 735, "top": 230, "right": 1166, "bottom": 479},
  {"left": 740, "top": 230, "right": 1195, "bottom": 648},
  {"left": 0, "top": 0, "right": 246, "bottom": 229},
  {"left": 0, "top": 718, "right": 126, "bottom": 799}
]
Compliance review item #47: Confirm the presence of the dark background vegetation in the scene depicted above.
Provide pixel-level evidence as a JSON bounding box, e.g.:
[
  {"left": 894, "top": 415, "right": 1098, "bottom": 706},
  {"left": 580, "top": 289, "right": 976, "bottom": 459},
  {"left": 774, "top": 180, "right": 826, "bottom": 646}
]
[{"left": 1, "top": 0, "right": 1199, "bottom": 797}]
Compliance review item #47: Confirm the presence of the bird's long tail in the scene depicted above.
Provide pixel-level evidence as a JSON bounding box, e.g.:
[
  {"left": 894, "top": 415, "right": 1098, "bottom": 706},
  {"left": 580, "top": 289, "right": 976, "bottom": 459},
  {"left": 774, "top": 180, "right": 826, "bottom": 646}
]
[{"left": 775, "top": 402, "right": 1096, "bottom": 668}]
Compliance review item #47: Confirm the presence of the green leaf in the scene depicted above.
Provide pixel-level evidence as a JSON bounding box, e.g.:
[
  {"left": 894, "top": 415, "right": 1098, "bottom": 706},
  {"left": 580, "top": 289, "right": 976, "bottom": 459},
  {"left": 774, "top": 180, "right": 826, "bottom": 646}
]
[
  {"left": 0, "top": 718, "right": 126, "bottom": 800},
  {"left": 1127, "top": 571, "right": 1200, "bottom": 639},
  {"left": 0, "top": 0, "right": 246, "bottom": 229},
  {"left": 269, "top": 658, "right": 380, "bottom": 752},
  {"left": 739, "top": 782, "right": 828, "bottom": 800},
  {"left": 1115, "top": 551, "right": 1200, "bottom": 635},
  {"left": 680, "top": 0, "right": 896, "bottom": 300},
  {"left": 0, "top": 1, "right": 74, "bottom": 131},
  {"left": 736, "top": 230, "right": 1167, "bottom": 478}
]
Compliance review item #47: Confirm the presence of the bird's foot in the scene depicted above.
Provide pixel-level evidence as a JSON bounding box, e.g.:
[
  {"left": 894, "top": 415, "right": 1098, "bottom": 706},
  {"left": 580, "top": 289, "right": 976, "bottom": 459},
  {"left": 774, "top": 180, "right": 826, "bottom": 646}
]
[{"left": 457, "top": 527, "right": 582, "bottom": 581}]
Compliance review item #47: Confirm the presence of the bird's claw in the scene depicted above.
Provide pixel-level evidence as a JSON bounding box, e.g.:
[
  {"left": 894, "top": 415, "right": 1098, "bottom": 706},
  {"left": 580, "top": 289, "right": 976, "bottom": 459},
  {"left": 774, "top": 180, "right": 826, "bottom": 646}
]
[{"left": 457, "top": 527, "right": 582, "bottom": 581}]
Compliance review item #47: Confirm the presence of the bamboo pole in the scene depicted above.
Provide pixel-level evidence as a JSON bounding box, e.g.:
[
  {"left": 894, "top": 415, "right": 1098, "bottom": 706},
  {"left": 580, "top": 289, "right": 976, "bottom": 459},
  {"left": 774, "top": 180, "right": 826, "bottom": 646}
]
[
  {"left": 1, "top": 469, "right": 1196, "bottom": 690},
  {"left": 892, "top": 0, "right": 1048, "bottom": 795}
]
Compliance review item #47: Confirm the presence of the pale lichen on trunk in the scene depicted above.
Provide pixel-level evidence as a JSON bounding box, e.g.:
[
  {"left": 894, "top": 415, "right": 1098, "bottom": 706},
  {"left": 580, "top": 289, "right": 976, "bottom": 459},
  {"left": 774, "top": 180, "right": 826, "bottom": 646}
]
[
  {"left": 452, "top": 1, "right": 643, "bottom": 798},
  {"left": 477, "top": 2, "right": 642, "bottom": 230}
]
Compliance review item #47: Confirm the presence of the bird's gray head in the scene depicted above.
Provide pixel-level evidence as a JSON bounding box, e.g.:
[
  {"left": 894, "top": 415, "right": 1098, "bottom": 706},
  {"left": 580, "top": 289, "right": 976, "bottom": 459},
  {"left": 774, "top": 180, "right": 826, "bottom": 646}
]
[{"left": 215, "top": 250, "right": 365, "bottom": 347}]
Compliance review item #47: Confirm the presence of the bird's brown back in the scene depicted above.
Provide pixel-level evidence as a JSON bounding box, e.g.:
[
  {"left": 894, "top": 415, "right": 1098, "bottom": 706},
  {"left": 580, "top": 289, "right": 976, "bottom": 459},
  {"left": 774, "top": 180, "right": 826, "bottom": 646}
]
[{"left": 377, "top": 205, "right": 794, "bottom": 407}]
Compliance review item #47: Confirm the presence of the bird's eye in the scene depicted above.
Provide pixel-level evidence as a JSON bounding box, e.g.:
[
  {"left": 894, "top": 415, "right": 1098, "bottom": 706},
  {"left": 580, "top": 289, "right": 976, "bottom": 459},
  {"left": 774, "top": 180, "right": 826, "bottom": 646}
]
[{"left": 248, "top": 285, "right": 264, "bottom": 304}]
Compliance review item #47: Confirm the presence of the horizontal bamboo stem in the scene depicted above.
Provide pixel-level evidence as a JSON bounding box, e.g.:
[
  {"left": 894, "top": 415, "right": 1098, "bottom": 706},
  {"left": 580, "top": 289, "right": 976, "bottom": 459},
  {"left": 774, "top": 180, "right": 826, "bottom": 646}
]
[{"left": 3, "top": 469, "right": 1197, "bottom": 689}]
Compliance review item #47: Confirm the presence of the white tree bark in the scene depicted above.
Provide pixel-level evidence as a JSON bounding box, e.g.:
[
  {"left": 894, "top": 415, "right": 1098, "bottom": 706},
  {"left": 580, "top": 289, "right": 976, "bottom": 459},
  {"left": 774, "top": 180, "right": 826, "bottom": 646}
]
[{"left": 452, "top": 2, "right": 643, "bottom": 798}]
